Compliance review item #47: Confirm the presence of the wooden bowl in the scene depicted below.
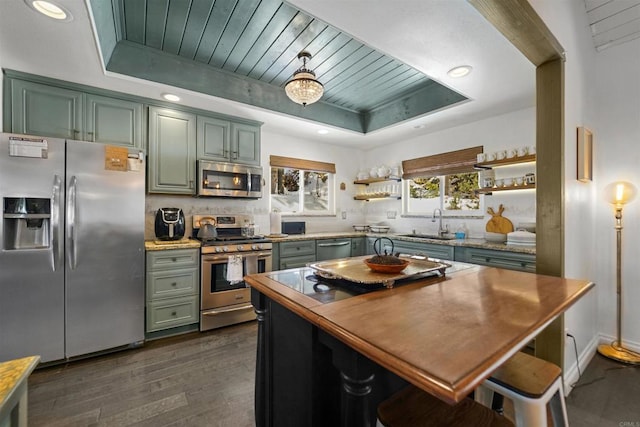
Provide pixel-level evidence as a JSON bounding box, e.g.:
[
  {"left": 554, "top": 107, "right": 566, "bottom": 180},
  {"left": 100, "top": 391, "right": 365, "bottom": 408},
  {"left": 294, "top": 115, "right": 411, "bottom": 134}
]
[{"left": 364, "top": 258, "right": 410, "bottom": 274}]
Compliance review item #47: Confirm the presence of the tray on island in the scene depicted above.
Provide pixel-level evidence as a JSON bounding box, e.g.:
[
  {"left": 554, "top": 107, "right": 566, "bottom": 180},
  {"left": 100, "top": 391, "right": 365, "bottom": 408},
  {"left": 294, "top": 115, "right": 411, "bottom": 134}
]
[{"left": 307, "top": 255, "right": 449, "bottom": 288}]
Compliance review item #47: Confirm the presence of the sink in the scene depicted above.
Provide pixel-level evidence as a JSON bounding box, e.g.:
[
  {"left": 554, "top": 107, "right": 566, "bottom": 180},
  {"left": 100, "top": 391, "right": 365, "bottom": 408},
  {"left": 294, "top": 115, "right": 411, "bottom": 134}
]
[{"left": 398, "top": 233, "right": 457, "bottom": 241}]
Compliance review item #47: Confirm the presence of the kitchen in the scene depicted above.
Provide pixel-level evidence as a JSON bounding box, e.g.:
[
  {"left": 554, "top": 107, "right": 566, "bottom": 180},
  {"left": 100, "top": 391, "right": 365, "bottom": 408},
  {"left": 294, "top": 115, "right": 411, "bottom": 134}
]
[{"left": 1, "top": 0, "right": 639, "bottom": 425}]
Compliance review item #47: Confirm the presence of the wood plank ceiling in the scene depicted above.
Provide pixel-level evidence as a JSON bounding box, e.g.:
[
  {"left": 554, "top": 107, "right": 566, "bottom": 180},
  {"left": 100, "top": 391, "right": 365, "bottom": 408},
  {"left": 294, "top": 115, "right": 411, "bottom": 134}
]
[
  {"left": 583, "top": 0, "right": 640, "bottom": 51},
  {"left": 92, "top": 0, "right": 468, "bottom": 133}
]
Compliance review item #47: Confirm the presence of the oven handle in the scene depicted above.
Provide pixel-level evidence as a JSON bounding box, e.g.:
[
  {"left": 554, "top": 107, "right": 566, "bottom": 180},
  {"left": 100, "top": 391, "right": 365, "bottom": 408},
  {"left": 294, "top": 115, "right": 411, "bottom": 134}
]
[
  {"left": 202, "top": 304, "right": 254, "bottom": 316},
  {"left": 201, "top": 251, "right": 273, "bottom": 262}
]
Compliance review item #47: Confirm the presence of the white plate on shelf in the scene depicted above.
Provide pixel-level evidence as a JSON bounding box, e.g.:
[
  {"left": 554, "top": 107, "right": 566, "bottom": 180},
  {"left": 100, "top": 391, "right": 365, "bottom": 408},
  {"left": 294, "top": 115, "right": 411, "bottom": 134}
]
[{"left": 368, "top": 225, "right": 391, "bottom": 233}]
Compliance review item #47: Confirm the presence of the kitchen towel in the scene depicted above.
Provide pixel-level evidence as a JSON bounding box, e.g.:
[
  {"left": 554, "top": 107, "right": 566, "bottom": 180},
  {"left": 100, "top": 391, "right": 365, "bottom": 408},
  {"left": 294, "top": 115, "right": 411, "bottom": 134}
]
[
  {"left": 270, "top": 211, "right": 282, "bottom": 235},
  {"left": 226, "top": 254, "right": 243, "bottom": 284}
]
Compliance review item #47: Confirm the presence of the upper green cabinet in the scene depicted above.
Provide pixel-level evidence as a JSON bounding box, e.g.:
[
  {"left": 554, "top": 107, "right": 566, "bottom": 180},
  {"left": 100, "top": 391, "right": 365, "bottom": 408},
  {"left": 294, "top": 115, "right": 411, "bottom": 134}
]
[
  {"left": 148, "top": 107, "right": 197, "bottom": 195},
  {"left": 197, "top": 115, "right": 260, "bottom": 166},
  {"left": 9, "top": 79, "right": 83, "bottom": 139},
  {"left": 7, "top": 79, "right": 144, "bottom": 149},
  {"left": 85, "top": 94, "right": 144, "bottom": 148},
  {"left": 196, "top": 115, "right": 230, "bottom": 162}
]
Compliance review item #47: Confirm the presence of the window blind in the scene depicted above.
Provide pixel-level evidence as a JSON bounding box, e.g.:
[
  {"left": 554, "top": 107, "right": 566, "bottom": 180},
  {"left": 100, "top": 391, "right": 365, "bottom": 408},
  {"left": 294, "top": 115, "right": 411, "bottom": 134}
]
[
  {"left": 402, "top": 146, "right": 483, "bottom": 179},
  {"left": 269, "top": 155, "right": 336, "bottom": 173}
]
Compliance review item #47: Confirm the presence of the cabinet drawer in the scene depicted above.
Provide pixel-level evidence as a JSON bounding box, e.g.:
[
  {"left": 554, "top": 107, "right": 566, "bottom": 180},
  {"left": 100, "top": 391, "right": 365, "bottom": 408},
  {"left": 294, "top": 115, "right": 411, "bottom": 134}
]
[
  {"left": 147, "top": 249, "right": 199, "bottom": 270},
  {"left": 464, "top": 248, "right": 536, "bottom": 272},
  {"left": 146, "top": 295, "right": 199, "bottom": 332},
  {"left": 146, "top": 268, "right": 198, "bottom": 300},
  {"left": 279, "top": 240, "right": 315, "bottom": 257},
  {"left": 280, "top": 254, "right": 316, "bottom": 270}
]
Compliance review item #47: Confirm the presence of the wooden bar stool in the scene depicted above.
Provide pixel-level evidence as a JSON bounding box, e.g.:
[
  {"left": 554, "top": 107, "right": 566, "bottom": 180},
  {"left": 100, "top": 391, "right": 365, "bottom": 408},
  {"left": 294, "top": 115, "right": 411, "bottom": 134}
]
[
  {"left": 474, "top": 351, "right": 569, "bottom": 427},
  {"left": 377, "top": 385, "right": 513, "bottom": 427}
]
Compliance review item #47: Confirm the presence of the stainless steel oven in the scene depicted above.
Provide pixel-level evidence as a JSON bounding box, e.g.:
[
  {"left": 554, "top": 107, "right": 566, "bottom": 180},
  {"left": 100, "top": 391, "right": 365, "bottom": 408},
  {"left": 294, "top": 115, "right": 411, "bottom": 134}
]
[{"left": 194, "top": 214, "right": 272, "bottom": 331}]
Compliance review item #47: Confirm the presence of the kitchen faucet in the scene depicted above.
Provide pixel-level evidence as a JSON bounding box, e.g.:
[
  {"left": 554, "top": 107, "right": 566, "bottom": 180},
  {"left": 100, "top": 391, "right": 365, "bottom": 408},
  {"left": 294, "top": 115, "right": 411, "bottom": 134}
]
[{"left": 432, "top": 208, "right": 449, "bottom": 236}]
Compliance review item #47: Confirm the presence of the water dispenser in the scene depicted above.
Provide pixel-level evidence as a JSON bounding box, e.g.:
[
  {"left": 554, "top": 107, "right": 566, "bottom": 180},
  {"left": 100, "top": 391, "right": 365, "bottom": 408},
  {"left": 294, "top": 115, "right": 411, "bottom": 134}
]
[{"left": 3, "top": 197, "right": 51, "bottom": 250}]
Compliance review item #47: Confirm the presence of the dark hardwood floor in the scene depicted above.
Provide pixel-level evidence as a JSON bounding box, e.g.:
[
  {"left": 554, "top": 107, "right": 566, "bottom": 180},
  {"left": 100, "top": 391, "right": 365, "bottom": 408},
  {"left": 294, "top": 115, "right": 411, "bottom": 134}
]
[
  {"left": 27, "top": 322, "right": 640, "bottom": 426},
  {"left": 28, "top": 323, "right": 257, "bottom": 427}
]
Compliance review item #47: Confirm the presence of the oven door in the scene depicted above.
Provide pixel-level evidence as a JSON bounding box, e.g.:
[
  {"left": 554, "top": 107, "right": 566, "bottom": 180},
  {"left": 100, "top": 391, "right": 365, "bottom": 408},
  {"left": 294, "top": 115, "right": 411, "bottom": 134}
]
[{"left": 200, "top": 251, "right": 272, "bottom": 331}]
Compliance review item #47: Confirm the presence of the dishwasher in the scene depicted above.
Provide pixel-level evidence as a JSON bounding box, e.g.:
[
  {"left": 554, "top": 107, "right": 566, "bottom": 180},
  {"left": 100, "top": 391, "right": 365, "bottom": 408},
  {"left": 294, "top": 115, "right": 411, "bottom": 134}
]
[{"left": 316, "top": 238, "right": 352, "bottom": 261}]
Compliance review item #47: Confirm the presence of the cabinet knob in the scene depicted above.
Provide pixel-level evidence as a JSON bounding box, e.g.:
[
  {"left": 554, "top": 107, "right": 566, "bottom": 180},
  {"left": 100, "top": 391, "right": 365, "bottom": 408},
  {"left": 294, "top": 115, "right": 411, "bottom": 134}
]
[
  {"left": 172, "top": 257, "right": 177, "bottom": 262},
  {"left": 521, "top": 262, "right": 527, "bottom": 267},
  {"left": 485, "top": 257, "right": 491, "bottom": 262},
  {"left": 171, "top": 311, "right": 177, "bottom": 316},
  {"left": 171, "top": 282, "right": 177, "bottom": 287}
]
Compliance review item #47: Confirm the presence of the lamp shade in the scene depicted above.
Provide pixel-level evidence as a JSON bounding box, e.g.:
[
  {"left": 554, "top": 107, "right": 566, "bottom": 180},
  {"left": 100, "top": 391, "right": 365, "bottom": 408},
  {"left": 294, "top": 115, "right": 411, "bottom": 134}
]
[{"left": 605, "top": 181, "right": 637, "bottom": 207}]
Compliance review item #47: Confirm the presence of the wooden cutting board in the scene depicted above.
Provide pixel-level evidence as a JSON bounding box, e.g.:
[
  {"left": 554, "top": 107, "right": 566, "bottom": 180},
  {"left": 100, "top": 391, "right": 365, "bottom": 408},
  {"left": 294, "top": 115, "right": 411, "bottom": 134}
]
[{"left": 485, "top": 204, "right": 514, "bottom": 234}]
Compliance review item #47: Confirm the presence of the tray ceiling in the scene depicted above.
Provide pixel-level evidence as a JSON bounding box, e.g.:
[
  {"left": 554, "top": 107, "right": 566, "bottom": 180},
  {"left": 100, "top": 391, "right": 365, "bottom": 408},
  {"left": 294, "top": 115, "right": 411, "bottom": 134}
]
[{"left": 91, "top": 0, "right": 468, "bottom": 133}]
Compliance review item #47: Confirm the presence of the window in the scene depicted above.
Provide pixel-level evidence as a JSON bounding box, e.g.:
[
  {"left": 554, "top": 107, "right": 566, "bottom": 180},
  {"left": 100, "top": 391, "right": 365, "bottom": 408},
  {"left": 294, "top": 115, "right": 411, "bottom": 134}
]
[
  {"left": 270, "top": 156, "right": 335, "bottom": 215},
  {"left": 401, "top": 146, "right": 483, "bottom": 215},
  {"left": 404, "top": 172, "right": 481, "bottom": 214}
]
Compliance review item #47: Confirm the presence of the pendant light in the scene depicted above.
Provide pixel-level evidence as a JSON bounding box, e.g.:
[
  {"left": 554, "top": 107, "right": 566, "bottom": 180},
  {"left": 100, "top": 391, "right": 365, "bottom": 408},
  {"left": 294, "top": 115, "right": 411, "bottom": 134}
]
[{"left": 285, "top": 52, "right": 324, "bottom": 107}]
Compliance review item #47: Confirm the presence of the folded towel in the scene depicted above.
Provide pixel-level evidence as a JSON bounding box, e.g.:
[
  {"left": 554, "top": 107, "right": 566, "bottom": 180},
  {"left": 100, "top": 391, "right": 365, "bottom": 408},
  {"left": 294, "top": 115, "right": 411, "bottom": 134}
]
[{"left": 226, "top": 254, "right": 243, "bottom": 284}]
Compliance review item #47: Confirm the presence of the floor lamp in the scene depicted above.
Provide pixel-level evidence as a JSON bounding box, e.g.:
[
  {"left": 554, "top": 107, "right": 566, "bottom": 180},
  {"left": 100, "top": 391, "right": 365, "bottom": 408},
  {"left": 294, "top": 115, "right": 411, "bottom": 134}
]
[{"left": 597, "top": 181, "right": 640, "bottom": 364}]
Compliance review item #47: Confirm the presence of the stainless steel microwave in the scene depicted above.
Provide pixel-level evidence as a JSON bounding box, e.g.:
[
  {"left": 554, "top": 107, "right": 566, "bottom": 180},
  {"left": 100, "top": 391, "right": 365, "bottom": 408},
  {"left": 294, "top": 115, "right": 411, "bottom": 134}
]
[{"left": 196, "top": 160, "right": 263, "bottom": 198}]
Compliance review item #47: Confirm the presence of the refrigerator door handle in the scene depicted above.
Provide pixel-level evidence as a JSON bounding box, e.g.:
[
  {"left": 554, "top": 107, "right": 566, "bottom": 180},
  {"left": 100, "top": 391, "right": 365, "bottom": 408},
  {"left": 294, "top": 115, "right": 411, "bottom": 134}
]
[
  {"left": 51, "top": 175, "right": 63, "bottom": 271},
  {"left": 67, "top": 175, "right": 78, "bottom": 270}
]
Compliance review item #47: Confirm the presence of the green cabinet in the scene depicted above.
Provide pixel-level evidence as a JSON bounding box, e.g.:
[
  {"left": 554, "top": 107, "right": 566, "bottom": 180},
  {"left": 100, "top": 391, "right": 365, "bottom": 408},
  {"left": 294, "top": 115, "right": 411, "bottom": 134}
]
[
  {"left": 196, "top": 115, "right": 260, "bottom": 166},
  {"left": 9, "top": 79, "right": 83, "bottom": 139},
  {"left": 232, "top": 122, "right": 261, "bottom": 165},
  {"left": 148, "top": 107, "right": 197, "bottom": 194},
  {"left": 146, "top": 249, "right": 200, "bottom": 334},
  {"left": 390, "top": 239, "right": 455, "bottom": 261},
  {"left": 196, "top": 115, "right": 231, "bottom": 162},
  {"left": 85, "top": 93, "right": 144, "bottom": 148},
  {"left": 351, "top": 237, "right": 366, "bottom": 257},
  {"left": 278, "top": 240, "right": 316, "bottom": 270},
  {"left": 7, "top": 79, "right": 144, "bottom": 148},
  {"left": 455, "top": 247, "right": 535, "bottom": 272}
]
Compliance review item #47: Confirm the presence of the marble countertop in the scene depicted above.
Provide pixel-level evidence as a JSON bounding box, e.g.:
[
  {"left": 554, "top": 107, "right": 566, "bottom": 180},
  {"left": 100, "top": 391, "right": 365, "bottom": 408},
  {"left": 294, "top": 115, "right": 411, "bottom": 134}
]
[
  {"left": 268, "top": 232, "right": 536, "bottom": 255},
  {"left": 144, "top": 239, "right": 201, "bottom": 251},
  {"left": 144, "top": 233, "right": 535, "bottom": 255},
  {"left": 0, "top": 355, "right": 40, "bottom": 416}
]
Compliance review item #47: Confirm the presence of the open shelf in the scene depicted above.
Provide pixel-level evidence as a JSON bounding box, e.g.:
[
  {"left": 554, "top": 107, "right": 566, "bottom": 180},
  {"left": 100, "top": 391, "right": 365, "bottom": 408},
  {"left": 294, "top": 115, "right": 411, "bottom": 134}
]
[
  {"left": 476, "top": 183, "right": 536, "bottom": 194},
  {"left": 474, "top": 154, "right": 536, "bottom": 169},
  {"left": 353, "top": 177, "right": 401, "bottom": 185},
  {"left": 354, "top": 194, "right": 401, "bottom": 201}
]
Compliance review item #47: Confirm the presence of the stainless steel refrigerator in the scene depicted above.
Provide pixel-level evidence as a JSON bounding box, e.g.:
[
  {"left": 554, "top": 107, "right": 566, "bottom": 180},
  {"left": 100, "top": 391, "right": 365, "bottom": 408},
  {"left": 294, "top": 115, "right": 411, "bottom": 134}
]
[{"left": 0, "top": 133, "right": 145, "bottom": 363}]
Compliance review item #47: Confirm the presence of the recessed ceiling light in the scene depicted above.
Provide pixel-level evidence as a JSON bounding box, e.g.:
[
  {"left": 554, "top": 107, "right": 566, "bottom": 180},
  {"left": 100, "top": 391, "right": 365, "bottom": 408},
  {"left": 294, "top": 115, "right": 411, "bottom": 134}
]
[
  {"left": 162, "top": 93, "right": 181, "bottom": 102},
  {"left": 26, "top": 0, "right": 72, "bottom": 21},
  {"left": 317, "top": 129, "right": 329, "bottom": 135},
  {"left": 447, "top": 65, "right": 472, "bottom": 78}
]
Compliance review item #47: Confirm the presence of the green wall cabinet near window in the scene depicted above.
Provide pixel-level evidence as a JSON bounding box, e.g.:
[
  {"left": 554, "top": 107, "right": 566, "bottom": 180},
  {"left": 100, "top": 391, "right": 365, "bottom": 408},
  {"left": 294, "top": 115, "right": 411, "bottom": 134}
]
[
  {"left": 146, "top": 249, "right": 199, "bottom": 335},
  {"left": 148, "top": 107, "right": 197, "bottom": 195},
  {"left": 7, "top": 79, "right": 144, "bottom": 149},
  {"left": 196, "top": 115, "right": 261, "bottom": 166}
]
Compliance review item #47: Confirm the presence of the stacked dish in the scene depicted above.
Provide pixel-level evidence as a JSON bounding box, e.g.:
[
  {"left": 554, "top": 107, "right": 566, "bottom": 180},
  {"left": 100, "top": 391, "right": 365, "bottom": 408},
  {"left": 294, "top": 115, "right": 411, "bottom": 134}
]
[
  {"left": 369, "top": 225, "right": 391, "bottom": 233},
  {"left": 506, "top": 230, "right": 536, "bottom": 247},
  {"left": 485, "top": 232, "right": 507, "bottom": 243},
  {"left": 353, "top": 224, "right": 368, "bottom": 232}
]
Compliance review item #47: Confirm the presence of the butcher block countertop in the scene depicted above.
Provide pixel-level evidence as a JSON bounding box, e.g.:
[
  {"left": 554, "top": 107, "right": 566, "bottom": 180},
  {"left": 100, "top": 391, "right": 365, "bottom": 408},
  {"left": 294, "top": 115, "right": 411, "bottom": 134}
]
[
  {"left": 245, "top": 264, "right": 592, "bottom": 404},
  {"left": 0, "top": 355, "right": 40, "bottom": 423}
]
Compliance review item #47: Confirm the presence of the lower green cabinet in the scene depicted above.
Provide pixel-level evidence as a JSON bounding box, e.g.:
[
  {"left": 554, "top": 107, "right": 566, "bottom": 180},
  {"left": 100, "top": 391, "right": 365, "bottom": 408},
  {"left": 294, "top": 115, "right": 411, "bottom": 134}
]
[
  {"left": 278, "top": 240, "right": 316, "bottom": 270},
  {"left": 455, "top": 247, "right": 535, "bottom": 272},
  {"left": 146, "top": 249, "right": 199, "bottom": 334},
  {"left": 351, "top": 237, "right": 366, "bottom": 257}
]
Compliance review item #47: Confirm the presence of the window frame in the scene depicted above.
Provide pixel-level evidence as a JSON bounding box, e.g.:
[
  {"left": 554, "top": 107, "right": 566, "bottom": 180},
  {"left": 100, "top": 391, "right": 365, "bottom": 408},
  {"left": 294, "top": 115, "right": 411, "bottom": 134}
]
[{"left": 402, "top": 172, "right": 484, "bottom": 217}]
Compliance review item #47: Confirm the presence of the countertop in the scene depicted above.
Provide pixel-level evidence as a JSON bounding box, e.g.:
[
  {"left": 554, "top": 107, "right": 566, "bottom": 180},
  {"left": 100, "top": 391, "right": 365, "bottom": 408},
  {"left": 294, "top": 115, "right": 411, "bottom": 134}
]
[
  {"left": 0, "top": 355, "right": 40, "bottom": 420},
  {"left": 269, "top": 232, "right": 536, "bottom": 255},
  {"left": 144, "top": 239, "right": 201, "bottom": 251},
  {"left": 144, "top": 232, "right": 535, "bottom": 255},
  {"left": 246, "top": 263, "right": 593, "bottom": 404}
]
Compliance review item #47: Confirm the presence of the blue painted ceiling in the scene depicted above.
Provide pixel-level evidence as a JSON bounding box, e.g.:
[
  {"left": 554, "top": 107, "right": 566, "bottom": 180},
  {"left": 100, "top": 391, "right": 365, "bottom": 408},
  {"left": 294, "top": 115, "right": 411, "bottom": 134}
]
[{"left": 91, "top": 0, "right": 468, "bottom": 133}]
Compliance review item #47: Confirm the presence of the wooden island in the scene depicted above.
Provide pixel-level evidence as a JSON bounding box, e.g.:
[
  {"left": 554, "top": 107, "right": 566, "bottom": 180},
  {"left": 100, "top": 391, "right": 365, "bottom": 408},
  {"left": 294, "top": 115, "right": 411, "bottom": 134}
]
[{"left": 245, "top": 260, "right": 593, "bottom": 427}]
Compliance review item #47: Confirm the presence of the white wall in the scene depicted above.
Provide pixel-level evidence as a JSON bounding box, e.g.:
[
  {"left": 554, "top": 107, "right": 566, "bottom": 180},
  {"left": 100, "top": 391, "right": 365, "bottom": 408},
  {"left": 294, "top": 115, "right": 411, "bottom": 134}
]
[
  {"left": 363, "top": 107, "right": 537, "bottom": 237},
  {"left": 592, "top": 37, "right": 640, "bottom": 351},
  {"left": 145, "top": 130, "right": 367, "bottom": 239}
]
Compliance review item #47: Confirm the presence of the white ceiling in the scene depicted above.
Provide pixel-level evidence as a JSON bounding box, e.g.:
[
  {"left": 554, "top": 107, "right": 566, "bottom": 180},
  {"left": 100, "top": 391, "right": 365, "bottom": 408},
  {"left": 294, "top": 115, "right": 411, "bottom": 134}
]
[{"left": 0, "top": 0, "right": 536, "bottom": 150}]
